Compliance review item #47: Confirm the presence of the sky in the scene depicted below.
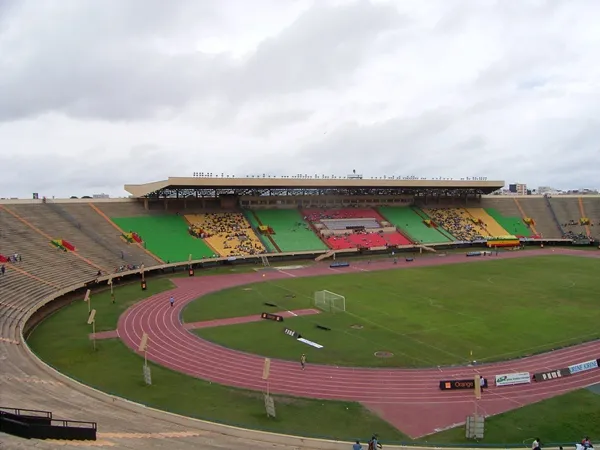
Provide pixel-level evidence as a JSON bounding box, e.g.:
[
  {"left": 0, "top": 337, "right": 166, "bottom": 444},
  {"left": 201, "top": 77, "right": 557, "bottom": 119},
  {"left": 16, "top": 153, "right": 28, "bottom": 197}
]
[{"left": 1, "top": 0, "right": 599, "bottom": 198}]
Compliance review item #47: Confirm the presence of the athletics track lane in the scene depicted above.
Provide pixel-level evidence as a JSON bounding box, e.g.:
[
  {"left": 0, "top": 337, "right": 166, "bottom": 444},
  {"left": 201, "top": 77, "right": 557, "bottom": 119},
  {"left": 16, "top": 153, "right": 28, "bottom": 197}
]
[{"left": 117, "top": 249, "right": 600, "bottom": 438}]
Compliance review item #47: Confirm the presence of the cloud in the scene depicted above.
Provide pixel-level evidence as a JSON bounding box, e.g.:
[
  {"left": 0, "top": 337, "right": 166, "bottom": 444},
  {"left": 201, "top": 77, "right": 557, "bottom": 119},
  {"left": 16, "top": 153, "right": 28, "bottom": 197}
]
[{"left": 0, "top": 0, "right": 599, "bottom": 197}]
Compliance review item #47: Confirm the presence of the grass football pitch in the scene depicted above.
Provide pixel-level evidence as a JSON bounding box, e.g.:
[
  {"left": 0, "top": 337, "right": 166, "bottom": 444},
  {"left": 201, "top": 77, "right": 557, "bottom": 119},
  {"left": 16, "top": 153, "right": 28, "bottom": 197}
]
[{"left": 184, "top": 255, "right": 600, "bottom": 367}]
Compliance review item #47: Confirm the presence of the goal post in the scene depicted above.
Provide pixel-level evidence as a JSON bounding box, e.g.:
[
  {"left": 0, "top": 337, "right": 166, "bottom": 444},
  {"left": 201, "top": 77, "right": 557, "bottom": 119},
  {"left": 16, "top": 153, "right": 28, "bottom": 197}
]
[{"left": 314, "top": 290, "right": 346, "bottom": 313}]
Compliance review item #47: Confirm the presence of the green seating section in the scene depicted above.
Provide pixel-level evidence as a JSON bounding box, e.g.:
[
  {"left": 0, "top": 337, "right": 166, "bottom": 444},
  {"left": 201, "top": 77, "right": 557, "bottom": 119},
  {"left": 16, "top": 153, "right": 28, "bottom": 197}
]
[
  {"left": 379, "top": 206, "right": 452, "bottom": 244},
  {"left": 251, "top": 209, "right": 328, "bottom": 252},
  {"left": 244, "top": 211, "right": 276, "bottom": 253},
  {"left": 485, "top": 208, "right": 531, "bottom": 237},
  {"left": 112, "top": 215, "right": 214, "bottom": 262}
]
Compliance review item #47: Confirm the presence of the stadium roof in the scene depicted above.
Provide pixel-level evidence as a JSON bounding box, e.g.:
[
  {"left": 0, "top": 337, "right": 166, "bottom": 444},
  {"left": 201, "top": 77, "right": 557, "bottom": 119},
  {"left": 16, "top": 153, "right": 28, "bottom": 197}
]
[{"left": 125, "top": 177, "right": 505, "bottom": 198}]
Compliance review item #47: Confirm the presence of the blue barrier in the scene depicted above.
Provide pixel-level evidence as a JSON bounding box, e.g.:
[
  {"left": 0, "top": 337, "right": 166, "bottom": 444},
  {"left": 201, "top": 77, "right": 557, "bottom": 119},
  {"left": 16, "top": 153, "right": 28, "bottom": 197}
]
[
  {"left": 466, "top": 252, "right": 482, "bottom": 257},
  {"left": 330, "top": 262, "right": 350, "bottom": 268},
  {"left": 405, "top": 258, "right": 414, "bottom": 262}
]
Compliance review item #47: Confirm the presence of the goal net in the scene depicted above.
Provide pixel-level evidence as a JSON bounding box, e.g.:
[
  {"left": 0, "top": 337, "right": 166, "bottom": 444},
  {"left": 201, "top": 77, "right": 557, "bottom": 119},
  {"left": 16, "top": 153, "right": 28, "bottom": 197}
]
[{"left": 314, "top": 290, "right": 346, "bottom": 313}]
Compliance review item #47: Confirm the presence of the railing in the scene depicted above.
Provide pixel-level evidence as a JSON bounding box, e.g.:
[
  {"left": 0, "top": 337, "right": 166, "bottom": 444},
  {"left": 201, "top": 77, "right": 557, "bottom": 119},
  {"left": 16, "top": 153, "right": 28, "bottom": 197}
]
[
  {"left": 0, "top": 406, "right": 52, "bottom": 422},
  {"left": 0, "top": 407, "right": 96, "bottom": 441}
]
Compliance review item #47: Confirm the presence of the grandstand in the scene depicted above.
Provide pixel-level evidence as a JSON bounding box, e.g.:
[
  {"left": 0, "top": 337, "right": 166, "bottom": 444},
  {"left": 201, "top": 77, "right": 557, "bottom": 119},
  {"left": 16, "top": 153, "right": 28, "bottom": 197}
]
[
  {"left": 184, "top": 212, "right": 266, "bottom": 257},
  {"left": 303, "top": 208, "right": 412, "bottom": 250},
  {"left": 248, "top": 209, "right": 328, "bottom": 252},
  {"left": 378, "top": 206, "right": 453, "bottom": 244}
]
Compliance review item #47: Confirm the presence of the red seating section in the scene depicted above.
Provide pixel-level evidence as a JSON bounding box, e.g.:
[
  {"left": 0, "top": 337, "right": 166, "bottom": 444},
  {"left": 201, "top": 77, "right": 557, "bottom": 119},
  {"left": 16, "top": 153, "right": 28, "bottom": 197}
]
[
  {"left": 0, "top": 254, "right": 7, "bottom": 263},
  {"left": 302, "top": 208, "right": 412, "bottom": 250}
]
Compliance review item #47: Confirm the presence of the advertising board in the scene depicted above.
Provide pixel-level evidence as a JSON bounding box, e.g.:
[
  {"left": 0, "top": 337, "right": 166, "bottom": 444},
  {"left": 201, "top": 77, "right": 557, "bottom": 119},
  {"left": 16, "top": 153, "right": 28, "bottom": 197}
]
[{"left": 495, "top": 372, "right": 531, "bottom": 387}]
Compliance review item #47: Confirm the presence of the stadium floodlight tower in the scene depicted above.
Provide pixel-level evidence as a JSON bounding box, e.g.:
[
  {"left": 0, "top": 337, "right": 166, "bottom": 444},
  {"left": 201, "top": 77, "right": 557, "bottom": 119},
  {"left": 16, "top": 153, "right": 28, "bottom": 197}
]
[{"left": 314, "top": 290, "right": 346, "bottom": 313}]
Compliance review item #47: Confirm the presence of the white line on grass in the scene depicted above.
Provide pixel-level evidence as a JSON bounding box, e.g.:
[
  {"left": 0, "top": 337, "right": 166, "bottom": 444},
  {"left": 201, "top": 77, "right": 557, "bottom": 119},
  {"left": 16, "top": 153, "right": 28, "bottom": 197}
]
[{"left": 256, "top": 280, "right": 438, "bottom": 366}]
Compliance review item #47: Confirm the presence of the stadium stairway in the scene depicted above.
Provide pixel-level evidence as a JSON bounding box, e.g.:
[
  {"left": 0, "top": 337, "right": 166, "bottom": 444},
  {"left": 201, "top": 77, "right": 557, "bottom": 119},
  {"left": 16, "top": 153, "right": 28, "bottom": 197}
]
[
  {"left": 243, "top": 210, "right": 279, "bottom": 253},
  {"left": 185, "top": 213, "right": 267, "bottom": 257},
  {"left": 111, "top": 215, "right": 215, "bottom": 263},
  {"left": 378, "top": 206, "right": 452, "bottom": 244},
  {"left": 582, "top": 197, "right": 600, "bottom": 239},
  {"left": 0, "top": 208, "right": 98, "bottom": 283},
  {"left": 548, "top": 197, "right": 589, "bottom": 238},
  {"left": 511, "top": 198, "right": 538, "bottom": 235},
  {"left": 516, "top": 197, "right": 563, "bottom": 239},
  {"left": 578, "top": 197, "right": 592, "bottom": 238},
  {"left": 252, "top": 209, "right": 328, "bottom": 252},
  {"left": 464, "top": 208, "right": 509, "bottom": 237}
]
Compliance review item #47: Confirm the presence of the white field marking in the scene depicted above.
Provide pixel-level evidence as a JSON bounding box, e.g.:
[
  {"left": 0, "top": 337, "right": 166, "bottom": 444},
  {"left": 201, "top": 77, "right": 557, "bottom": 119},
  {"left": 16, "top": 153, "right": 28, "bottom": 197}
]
[{"left": 287, "top": 310, "right": 298, "bottom": 317}]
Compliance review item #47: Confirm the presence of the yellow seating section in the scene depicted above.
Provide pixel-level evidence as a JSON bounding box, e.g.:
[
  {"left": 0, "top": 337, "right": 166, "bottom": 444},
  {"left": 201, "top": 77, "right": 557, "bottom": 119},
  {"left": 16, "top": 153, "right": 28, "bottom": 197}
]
[
  {"left": 465, "top": 208, "right": 509, "bottom": 237},
  {"left": 424, "top": 208, "right": 488, "bottom": 241},
  {"left": 185, "top": 213, "right": 266, "bottom": 257}
]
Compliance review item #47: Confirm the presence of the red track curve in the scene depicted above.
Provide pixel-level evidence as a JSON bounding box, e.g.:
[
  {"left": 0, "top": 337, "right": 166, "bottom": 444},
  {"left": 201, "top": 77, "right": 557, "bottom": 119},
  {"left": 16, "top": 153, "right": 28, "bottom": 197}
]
[{"left": 117, "top": 249, "right": 600, "bottom": 438}]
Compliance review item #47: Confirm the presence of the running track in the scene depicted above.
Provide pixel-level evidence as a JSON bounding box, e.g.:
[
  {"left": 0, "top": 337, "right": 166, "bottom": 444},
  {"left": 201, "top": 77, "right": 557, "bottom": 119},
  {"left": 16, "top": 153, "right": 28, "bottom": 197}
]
[{"left": 117, "top": 249, "right": 600, "bottom": 438}]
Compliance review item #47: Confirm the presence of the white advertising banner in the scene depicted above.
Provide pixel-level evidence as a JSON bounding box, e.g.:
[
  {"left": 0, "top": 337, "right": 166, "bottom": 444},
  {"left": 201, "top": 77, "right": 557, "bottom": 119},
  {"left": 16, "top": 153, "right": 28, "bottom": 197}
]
[
  {"left": 568, "top": 359, "right": 598, "bottom": 375},
  {"left": 495, "top": 372, "right": 531, "bottom": 387}
]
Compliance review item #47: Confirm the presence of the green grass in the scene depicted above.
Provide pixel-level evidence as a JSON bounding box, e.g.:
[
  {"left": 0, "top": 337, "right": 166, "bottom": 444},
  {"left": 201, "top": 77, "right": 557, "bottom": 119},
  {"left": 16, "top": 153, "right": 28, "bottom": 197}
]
[
  {"left": 425, "top": 388, "right": 600, "bottom": 445},
  {"left": 185, "top": 255, "right": 600, "bottom": 368},
  {"left": 27, "top": 275, "right": 407, "bottom": 442}
]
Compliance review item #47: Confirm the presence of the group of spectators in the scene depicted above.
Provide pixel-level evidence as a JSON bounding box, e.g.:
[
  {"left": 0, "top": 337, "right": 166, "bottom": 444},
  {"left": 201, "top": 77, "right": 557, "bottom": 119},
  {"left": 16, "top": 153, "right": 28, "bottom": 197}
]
[
  {"left": 426, "top": 208, "right": 484, "bottom": 241},
  {"left": 0, "top": 252, "right": 21, "bottom": 278},
  {"left": 197, "top": 213, "right": 266, "bottom": 257},
  {"left": 561, "top": 219, "right": 594, "bottom": 242},
  {"left": 1, "top": 252, "right": 22, "bottom": 263}
]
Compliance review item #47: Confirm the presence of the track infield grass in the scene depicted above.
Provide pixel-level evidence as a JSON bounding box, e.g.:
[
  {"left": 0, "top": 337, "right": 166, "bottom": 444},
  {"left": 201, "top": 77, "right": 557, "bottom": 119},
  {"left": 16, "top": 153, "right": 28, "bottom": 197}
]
[
  {"left": 184, "top": 255, "right": 600, "bottom": 368},
  {"left": 27, "top": 255, "right": 600, "bottom": 444}
]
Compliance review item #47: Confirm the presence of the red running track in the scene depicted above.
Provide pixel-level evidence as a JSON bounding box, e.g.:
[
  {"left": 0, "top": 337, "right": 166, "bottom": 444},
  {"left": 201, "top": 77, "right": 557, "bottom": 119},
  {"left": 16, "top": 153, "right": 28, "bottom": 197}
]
[{"left": 117, "top": 249, "right": 600, "bottom": 438}]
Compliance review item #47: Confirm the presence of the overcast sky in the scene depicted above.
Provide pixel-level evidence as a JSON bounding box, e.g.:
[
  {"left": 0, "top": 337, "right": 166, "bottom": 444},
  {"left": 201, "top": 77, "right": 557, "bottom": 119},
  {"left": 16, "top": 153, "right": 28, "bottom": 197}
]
[{"left": 1, "top": 0, "right": 599, "bottom": 198}]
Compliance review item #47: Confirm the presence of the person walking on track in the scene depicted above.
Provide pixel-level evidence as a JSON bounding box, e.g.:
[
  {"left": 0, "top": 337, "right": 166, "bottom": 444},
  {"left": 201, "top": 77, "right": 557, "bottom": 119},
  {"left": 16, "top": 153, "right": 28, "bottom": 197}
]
[
  {"left": 300, "top": 354, "right": 306, "bottom": 370},
  {"left": 169, "top": 296, "right": 174, "bottom": 308}
]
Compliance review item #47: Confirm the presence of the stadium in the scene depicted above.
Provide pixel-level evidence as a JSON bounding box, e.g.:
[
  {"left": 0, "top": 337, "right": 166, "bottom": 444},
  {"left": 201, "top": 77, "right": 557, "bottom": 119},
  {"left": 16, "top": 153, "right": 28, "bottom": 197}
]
[{"left": 1, "top": 175, "right": 599, "bottom": 449}]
